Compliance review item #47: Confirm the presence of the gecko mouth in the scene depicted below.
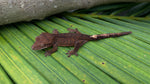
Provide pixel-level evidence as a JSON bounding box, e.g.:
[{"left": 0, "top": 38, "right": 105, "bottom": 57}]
[
  {"left": 32, "top": 46, "right": 47, "bottom": 50},
  {"left": 32, "top": 44, "right": 52, "bottom": 50},
  {"left": 32, "top": 46, "right": 38, "bottom": 50},
  {"left": 40, "top": 46, "right": 49, "bottom": 50}
]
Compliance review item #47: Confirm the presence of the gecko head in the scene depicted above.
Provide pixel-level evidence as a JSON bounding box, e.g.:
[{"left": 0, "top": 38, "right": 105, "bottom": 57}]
[{"left": 32, "top": 33, "right": 53, "bottom": 50}]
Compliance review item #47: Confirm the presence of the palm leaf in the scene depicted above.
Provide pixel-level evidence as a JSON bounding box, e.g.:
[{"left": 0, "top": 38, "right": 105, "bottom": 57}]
[{"left": 0, "top": 2, "right": 150, "bottom": 84}]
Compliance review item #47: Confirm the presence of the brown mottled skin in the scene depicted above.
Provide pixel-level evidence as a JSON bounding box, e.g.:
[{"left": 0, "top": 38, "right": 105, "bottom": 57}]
[{"left": 32, "top": 28, "right": 132, "bottom": 57}]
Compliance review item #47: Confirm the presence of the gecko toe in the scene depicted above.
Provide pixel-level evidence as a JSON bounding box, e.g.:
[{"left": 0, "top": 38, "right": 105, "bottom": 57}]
[
  {"left": 75, "top": 53, "right": 78, "bottom": 56},
  {"left": 45, "top": 53, "right": 48, "bottom": 57},
  {"left": 68, "top": 55, "right": 71, "bottom": 57},
  {"left": 66, "top": 50, "right": 78, "bottom": 57},
  {"left": 66, "top": 52, "right": 69, "bottom": 55},
  {"left": 45, "top": 52, "right": 51, "bottom": 57}
]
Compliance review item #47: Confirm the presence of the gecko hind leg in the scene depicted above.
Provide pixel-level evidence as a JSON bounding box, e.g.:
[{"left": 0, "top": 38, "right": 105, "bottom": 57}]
[
  {"left": 66, "top": 40, "right": 87, "bottom": 57},
  {"left": 53, "top": 29, "right": 59, "bottom": 34},
  {"left": 67, "top": 28, "right": 81, "bottom": 34}
]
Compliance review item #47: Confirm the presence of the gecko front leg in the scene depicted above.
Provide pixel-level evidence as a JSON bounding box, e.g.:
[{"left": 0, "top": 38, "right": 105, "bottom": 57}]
[
  {"left": 45, "top": 43, "right": 58, "bottom": 56},
  {"left": 66, "top": 40, "right": 87, "bottom": 57}
]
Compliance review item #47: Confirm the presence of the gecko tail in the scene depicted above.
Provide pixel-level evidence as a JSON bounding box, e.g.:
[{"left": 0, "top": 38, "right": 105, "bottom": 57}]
[{"left": 90, "top": 31, "right": 132, "bottom": 40}]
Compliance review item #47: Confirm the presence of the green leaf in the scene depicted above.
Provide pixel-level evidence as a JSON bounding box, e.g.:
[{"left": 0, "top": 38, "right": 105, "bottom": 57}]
[
  {"left": 0, "top": 2, "right": 150, "bottom": 84},
  {"left": 0, "top": 64, "right": 12, "bottom": 84}
]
